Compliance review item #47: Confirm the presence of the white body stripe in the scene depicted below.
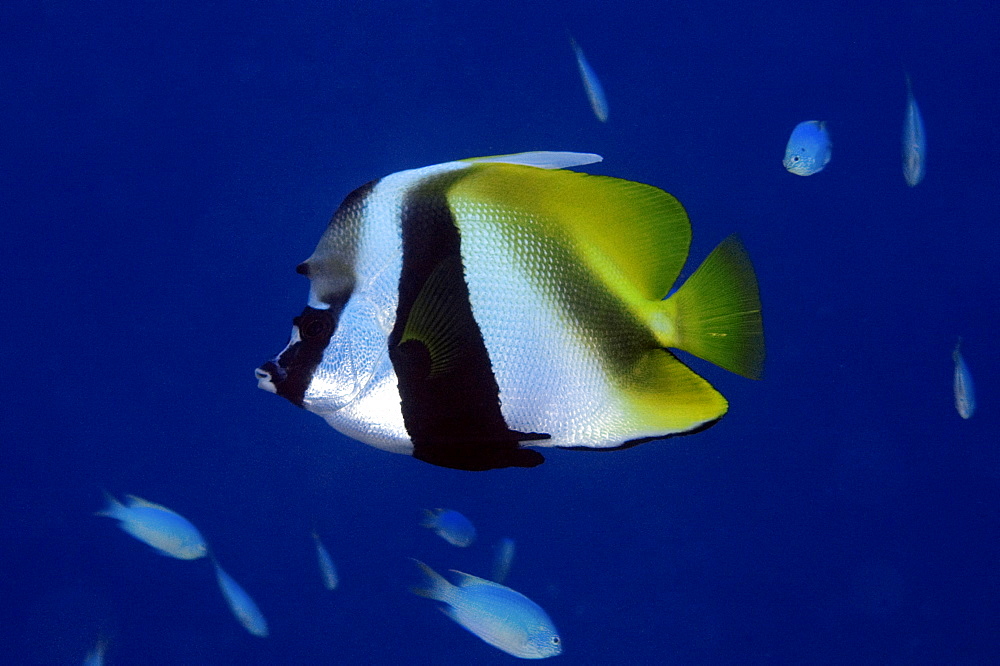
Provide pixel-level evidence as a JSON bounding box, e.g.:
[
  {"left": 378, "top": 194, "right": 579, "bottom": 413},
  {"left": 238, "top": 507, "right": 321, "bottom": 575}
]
[
  {"left": 458, "top": 209, "right": 635, "bottom": 448},
  {"left": 303, "top": 160, "right": 473, "bottom": 454}
]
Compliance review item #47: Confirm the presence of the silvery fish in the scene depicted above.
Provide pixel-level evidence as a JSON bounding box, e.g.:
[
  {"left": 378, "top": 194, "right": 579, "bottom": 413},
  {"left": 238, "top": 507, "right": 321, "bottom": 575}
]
[
  {"left": 569, "top": 36, "right": 608, "bottom": 122},
  {"left": 953, "top": 338, "right": 975, "bottom": 419},
  {"left": 411, "top": 559, "right": 561, "bottom": 659},
  {"left": 902, "top": 74, "right": 926, "bottom": 187},
  {"left": 311, "top": 530, "right": 339, "bottom": 590},
  {"left": 212, "top": 559, "right": 269, "bottom": 637},
  {"left": 783, "top": 121, "right": 831, "bottom": 176},
  {"left": 96, "top": 493, "right": 207, "bottom": 560},
  {"left": 257, "top": 151, "right": 764, "bottom": 471},
  {"left": 422, "top": 508, "right": 476, "bottom": 547}
]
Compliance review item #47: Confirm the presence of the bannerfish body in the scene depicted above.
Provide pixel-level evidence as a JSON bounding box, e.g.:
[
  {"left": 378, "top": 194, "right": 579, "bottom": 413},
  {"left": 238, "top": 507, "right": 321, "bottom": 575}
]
[
  {"left": 422, "top": 508, "right": 476, "bottom": 547},
  {"left": 783, "top": 121, "right": 831, "bottom": 176},
  {"left": 212, "top": 559, "right": 269, "bottom": 637},
  {"left": 96, "top": 493, "right": 207, "bottom": 560},
  {"left": 256, "top": 151, "right": 765, "bottom": 471},
  {"left": 903, "top": 74, "right": 926, "bottom": 187},
  {"left": 411, "top": 559, "right": 561, "bottom": 659}
]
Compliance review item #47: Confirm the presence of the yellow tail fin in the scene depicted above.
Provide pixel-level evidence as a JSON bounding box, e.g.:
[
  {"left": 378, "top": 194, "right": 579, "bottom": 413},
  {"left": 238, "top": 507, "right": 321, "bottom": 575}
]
[{"left": 659, "top": 235, "right": 764, "bottom": 379}]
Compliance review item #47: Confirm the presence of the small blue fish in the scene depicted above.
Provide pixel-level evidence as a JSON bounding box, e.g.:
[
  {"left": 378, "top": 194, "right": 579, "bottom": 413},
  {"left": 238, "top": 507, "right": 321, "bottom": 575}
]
[
  {"left": 212, "top": 559, "right": 269, "bottom": 637},
  {"left": 953, "top": 339, "right": 975, "bottom": 419},
  {"left": 422, "top": 509, "right": 476, "bottom": 547},
  {"left": 412, "top": 560, "right": 562, "bottom": 659},
  {"left": 96, "top": 493, "right": 207, "bottom": 560},
  {"left": 783, "top": 121, "right": 831, "bottom": 176},
  {"left": 311, "top": 530, "right": 339, "bottom": 590},
  {"left": 491, "top": 537, "right": 516, "bottom": 584},
  {"left": 570, "top": 36, "right": 608, "bottom": 122},
  {"left": 903, "top": 74, "right": 926, "bottom": 187}
]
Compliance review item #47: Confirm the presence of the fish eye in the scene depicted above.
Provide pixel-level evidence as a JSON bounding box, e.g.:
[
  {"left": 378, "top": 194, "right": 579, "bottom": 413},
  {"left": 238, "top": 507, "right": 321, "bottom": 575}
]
[
  {"left": 551, "top": 637, "right": 560, "bottom": 645},
  {"left": 301, "top": 317, "right": 332, "bottom": 340},
  {"left": 792, "top": 156, "right": 800, "bottom": 162}
]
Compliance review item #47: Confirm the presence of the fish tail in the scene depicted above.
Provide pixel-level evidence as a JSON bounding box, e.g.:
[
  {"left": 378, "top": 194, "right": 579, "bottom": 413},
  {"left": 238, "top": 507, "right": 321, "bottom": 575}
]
[
  {"left": 410, "top": 559, "right": 453, "bottom": 602},
  {"left": 658, "top": 235, "right": 765, "bottom": 379},
  {"left": 94, "top": 489, "right": 123, "bottom": 518},
  {"left": 418, "top": 509, "right": 437, "bottom": 529}
]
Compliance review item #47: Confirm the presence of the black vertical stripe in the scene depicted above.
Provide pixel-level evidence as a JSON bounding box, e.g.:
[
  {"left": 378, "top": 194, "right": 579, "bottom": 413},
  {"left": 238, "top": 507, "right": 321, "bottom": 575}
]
[{"left": 389, "top": 176, "right": 546, "bottom": 471}]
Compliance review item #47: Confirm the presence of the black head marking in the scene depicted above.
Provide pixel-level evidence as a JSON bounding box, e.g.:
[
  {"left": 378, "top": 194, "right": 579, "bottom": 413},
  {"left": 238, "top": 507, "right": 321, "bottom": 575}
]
[{"left": 258, "top": 306, "right": 336, "bottom": 407}]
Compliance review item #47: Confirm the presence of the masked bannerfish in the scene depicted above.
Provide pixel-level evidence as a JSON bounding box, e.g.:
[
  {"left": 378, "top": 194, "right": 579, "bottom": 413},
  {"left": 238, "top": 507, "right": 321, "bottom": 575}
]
[
  {"left": 783, "top": 121, "right": 832, "bottom": 176},
  {"left": 96, "top": 493, "right": 207, "bottom": 560},
  {"left": 422, "top": 508, "right": 476, "bottom": 547},
  {"left": 411, "top": 559, "right": 562, "bottom": 659},
  {"left": 256, "top": 151, "right": 765, "bottom": 471}
]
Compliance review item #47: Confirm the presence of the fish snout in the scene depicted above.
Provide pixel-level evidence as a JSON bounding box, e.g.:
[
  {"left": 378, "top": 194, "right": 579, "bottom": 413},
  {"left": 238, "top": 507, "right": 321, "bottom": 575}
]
[{"left": 255, "top": 361, "right": 284, "bottom": 393}]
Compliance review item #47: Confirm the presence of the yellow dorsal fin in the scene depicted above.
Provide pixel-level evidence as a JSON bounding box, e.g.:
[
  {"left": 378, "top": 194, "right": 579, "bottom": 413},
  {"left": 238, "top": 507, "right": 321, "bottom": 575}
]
[{"left": 447, "top": 163, "right": 691, "bottom": 301}]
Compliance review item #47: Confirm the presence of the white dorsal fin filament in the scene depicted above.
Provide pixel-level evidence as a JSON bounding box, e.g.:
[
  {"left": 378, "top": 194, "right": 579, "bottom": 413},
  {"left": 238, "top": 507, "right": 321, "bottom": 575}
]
[{"left": 462, "top": 151, "right": 602, "bottom": 169}]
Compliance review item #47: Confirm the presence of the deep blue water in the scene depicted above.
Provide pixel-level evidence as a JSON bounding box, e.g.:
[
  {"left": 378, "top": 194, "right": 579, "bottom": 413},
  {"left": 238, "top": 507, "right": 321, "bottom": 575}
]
[{"left": 2, "top": 1, "right": 998, "bottom": 663}]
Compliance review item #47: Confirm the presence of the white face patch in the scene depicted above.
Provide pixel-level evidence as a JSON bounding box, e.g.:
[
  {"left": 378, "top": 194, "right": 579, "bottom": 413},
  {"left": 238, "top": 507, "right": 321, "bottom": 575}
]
[{"left": 302, "top": 296, "right": 390, "bottom": 414}]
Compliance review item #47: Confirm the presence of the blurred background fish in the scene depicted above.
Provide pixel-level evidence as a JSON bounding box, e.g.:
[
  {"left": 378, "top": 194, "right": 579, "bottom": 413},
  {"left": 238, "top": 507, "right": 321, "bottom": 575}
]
[
  {"left": 491, "top": 537, "right": 516, "bottom": 584},
  {"left": 952, "top": 339, "right": 975, "bottom": 419},
  {"left": 903, "top": 74, "right": 926, "bottom": 186},
  {"left": 422, "top": 509, "right": 476, "bottom": 547},
  {"left": 82, "top": 636, "right": 108, "bottom": 666},
  {"left": 211, "top": 559, "right": 269, "bottom": 637},
  {"left": 569, "top": 35, "right": 609, "bottom": 122},
  {"left": 311, "top": 530, "right": 339, "bottom": 590}
]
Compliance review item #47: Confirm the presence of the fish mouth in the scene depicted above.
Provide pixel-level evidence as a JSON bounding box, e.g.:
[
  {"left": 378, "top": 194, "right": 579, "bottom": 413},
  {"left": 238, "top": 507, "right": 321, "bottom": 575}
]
[
  {"left": 255, "top": 307, "right": 336, "bottom": 408},
  {"left": 255, "top": 362, "right": 281, "bottom": 394}
]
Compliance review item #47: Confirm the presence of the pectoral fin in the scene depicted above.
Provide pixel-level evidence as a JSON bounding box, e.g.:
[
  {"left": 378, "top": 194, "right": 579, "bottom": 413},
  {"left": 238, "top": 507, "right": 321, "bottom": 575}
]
[{"left": 391, "top": 255, "right": 547, "bottom": 471}]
